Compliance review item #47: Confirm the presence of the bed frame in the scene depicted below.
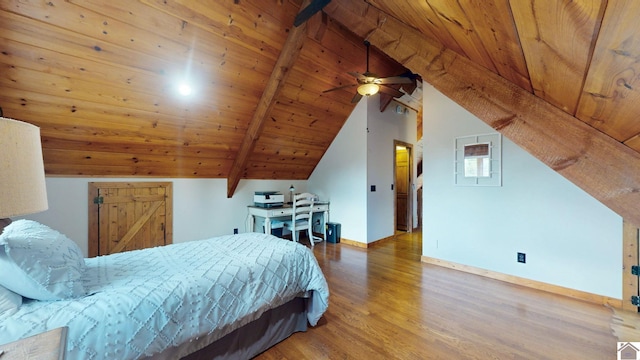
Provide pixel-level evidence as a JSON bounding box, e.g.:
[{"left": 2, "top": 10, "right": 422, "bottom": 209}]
[{"left": 150, "top": 296, "right": 309, "bottom": 359}]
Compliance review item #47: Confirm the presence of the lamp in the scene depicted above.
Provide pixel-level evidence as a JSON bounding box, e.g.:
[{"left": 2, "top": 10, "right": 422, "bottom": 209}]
[
  {"left": 0, "top": 117, "right": 48, "bottom": 232},
  {"left": 357, "top": 83, "right": 380, "bottom": 96}
]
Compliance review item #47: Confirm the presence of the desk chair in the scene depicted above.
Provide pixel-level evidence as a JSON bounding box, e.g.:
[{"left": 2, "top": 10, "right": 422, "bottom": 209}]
[{"left": 291, "top": 192, "right": 316, "bottom": 246}]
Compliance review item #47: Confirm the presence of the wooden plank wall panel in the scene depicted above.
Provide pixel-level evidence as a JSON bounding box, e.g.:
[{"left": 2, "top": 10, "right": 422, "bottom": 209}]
[
  {"left": 276, "top": 81, "right": 354, "bottom": 120},
  {"left": 463, "top": 0, "right": 532, "bottom": 92},
  {"left": 263, "top": 107, "right": 342, "bottom": 137},
  {"left": 0, "top": 102, "right": 244, "bottom": 165},
  {"left": 297, "top": 36, "right": 361, "bottom": 87},
  {"left": 107, "top": 188, "right": 119, "bottom": 254},
  {"left": 0, "top": 10, "right": 170, "bottom": 75},
  {"left": 0, "top": 6, "right": 253, "bottom": 177},
  {"left": 4, "top": 0, "right": 189, "bottom": 56},
  {"left": 0, "top": 40, "right": 264, "bottom": 126},
  {"left": 0, "top": 89, "right": 247, "bottom": 136},
  {"left": 625, "top": 135, "right": 640, "bottom": 153},
  {"left": 367, "top": 0, "right": 466, "bottom": 56},
  {"left": 425, "top": 0, "right": 498, "bottom": 74},
  {"left": 246, "top": 152, "right": 318, "bottom": 169},
  {"left": 249, "top": 143, "right": 327, "bottom": 162},
  {"left": 0, "top": 1, "right": 266, "bottom": 177},
  {"left": 0, "top": 16, "right": 262, "bottom": 118},
  {"left": 15, "top": 0, "right": 282, "bottom": 80},
  {"left": 134, "top": 187, "right": 148, "bottom": 252},
  {"left": 243, "top": 166, "right": 318, "bottom": 180},
  {"left": 118, "top": 187, "right": 130, "bottom": 250},
  {"left": 41, "top": 138, "right": 236, "bottom": 161},
  {"left": 141, "top": 0, "right": 288, "bottom": 60},
  {"left": 1, "top": 65, "right": 185, "bottom": 117},
  {"left": 313, "top": 21, "right": 404, "bottom": 79},
  {"left": 510, "top": 0, "right": 605, "bottom": 114},
  {"left": 577, "top": 0, "right": 640, "bottom": 142},
  {"left": 124, "top": 187, "right": 136, "bottom": 250},
  {"left": 0, "top": 88, "right": 246, "bottom": 164},
  {"left": 254, "top": 127, "right": 333, "bottom": 148},
  {"left": 44, "top": 153, "right": 231, "bottom": 177}
]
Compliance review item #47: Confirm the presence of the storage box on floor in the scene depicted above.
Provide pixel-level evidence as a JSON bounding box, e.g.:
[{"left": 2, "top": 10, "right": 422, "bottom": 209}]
[
  {"left": 326, "top": 222, "right": 340, "bottom": 243},
  {"left": 264, "top": 220, "right": 286, "bottom": 237}
]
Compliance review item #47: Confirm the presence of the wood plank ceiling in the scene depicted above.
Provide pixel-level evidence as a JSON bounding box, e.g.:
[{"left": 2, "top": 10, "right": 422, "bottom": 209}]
[
  {"left": 0, "top": 0, "right": 407, "bottom": 185},
  {"left": 2, "top": 0, "right": 640, "bottom": 224}
]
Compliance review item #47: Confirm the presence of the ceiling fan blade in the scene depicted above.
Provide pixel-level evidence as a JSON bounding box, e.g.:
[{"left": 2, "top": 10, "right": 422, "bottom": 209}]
[
  {"left": 375, "top": 76, "right": 414, "bottom": 85},
  {"left": 293, "top": 0, "right": 331, "bottom": 27},
  {"left": 378, "top": 85, "right": 404, "bottom": 98},
  {"left": 347, "top": 71, "right": 366, "bottom": 81},
  {"left": 351, "top": 92, "right": 363, "bottom": 103},
  {"left": 323, "top": 83, "right": 356, "bottom": 93}
]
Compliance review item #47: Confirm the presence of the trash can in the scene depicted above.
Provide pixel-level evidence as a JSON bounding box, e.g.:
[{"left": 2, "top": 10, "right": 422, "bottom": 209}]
[{"left": 326, "top": 222, "right": 341, "bottom": 243}]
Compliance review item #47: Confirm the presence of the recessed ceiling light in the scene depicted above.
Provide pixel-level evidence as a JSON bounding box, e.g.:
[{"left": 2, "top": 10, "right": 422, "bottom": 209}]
[{"left": 178, "top": 83, "right": 192, "bottom": 96}]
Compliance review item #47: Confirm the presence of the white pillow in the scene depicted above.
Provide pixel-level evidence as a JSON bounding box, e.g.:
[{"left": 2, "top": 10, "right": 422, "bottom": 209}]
[
  {"left": 0, "top": 284, "right": 21, "bottom": 317},
  {"left": 0, "top": 220, "right": 86, "bottom": 300}
]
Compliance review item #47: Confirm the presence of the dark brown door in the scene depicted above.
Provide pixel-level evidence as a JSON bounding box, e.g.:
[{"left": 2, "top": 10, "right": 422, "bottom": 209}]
[{"left": 88, "top": 182, "right": 173, "bottom": 257}]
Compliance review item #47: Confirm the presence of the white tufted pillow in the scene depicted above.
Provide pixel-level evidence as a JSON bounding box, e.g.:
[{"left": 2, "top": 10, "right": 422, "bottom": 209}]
[
  {"left": 0, "top": 220, "right": 86, "bottom": 300},
  {"left": 0, "top": 284, "right": 21, "bottom": 317}
]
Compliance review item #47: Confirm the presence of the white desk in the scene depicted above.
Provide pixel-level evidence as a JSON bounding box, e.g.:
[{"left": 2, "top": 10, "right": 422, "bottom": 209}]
[{"left": 247, "top": 202, "right": 329, "bottom": 240}]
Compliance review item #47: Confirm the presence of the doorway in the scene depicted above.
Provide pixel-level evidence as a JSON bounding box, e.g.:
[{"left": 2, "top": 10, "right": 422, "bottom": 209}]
[{"left": 394, "top": 140, "right": 412, "bottom": 232}]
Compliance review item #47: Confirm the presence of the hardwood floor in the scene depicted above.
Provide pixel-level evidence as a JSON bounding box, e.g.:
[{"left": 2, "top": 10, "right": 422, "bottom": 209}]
[{"left": 256, "top": 231, "right": 618, "bottom": 359}]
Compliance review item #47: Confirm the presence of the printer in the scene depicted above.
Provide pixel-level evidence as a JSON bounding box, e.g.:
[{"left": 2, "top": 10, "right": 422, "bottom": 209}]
[{"left": 254, "top": 191, "right": 284, "bottom": 208}]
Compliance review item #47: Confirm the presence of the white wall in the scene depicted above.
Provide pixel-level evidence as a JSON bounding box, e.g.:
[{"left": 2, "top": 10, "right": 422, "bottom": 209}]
[
  {"left": 422, "top": 83, "right": 622, "bottom": 298},
  {"left": 366, "top": 98, "right": 418, "bottom": 242},
  {"left": 24, "top": 178, "right": 308, "bottom": 257},
  {"left": 309, "top": 95, "right": 418, "bottom": 243},
  {"left": 308, "top": 99, "right": 369, "bottom": 242}
]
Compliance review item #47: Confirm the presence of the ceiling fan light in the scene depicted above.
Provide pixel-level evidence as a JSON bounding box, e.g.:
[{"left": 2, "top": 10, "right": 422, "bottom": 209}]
[{"left": 357, "top": 83, "right": 380, "bottom": 96}]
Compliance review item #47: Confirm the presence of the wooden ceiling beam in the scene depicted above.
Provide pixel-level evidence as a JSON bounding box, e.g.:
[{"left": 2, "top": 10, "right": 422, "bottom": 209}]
[
  {"left": 324, "top": 0, "right": 640, "bottom": 225},
  {"left": 307, "top": 10, "right": 328, "bottom": 42},
  {"left": 226, "top": 0, "right": 311, "bottom": 198}
]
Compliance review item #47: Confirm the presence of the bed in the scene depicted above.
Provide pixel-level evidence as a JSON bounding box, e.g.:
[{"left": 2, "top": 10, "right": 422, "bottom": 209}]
[{"left": 0, "top": 220, "right": 329, "bottom": 359}]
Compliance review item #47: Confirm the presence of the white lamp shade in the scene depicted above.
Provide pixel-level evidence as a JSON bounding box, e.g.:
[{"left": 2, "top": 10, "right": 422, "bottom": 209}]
[
  {"left": 0, "top": 117, "right": 48, "bottom": 218},
  {"left": 357, "top": 83, "right": 380, "bottom": 96}
]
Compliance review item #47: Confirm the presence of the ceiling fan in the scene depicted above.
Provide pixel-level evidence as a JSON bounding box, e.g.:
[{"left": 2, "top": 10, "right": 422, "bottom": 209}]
[{"left": 323, "top": 40, "right": 415, "bottom": 103}]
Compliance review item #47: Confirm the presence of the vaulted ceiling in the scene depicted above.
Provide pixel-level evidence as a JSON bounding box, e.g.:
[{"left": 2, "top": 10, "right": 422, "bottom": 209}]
[{"left": 2, "top": 0, "right": 640, "bottom": 224}]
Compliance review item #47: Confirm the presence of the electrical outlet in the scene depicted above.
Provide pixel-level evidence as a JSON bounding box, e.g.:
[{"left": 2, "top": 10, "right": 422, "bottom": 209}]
[
  {"left": 233, "top": 228, "right": 238, "bottom": 234},
  {"left": 371, "top": 185, "right": 376, "bottom": 192},
  {"left": 517, "top": 252, "right": 526, "bottom": 263}
]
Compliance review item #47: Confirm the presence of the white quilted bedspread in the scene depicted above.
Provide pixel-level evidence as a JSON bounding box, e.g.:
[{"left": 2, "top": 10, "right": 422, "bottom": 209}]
[{"left": 0, "top": 233, "right": 329, "bottom": 359}]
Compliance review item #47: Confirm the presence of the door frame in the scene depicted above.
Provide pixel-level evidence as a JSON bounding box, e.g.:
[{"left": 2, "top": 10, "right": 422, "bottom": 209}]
[{"left": 394, "top": 140, "right": 413, "bottom": 233}]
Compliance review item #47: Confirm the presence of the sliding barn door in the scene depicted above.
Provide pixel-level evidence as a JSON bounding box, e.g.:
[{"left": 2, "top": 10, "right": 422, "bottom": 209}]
[{"left": 88, "top": 182, "right": 173, "bottom": 257}]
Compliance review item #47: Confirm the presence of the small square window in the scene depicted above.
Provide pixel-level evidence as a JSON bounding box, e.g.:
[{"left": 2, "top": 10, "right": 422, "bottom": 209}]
[{"left": 454, "top": 134, "right": 501, "bottom": 186}]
